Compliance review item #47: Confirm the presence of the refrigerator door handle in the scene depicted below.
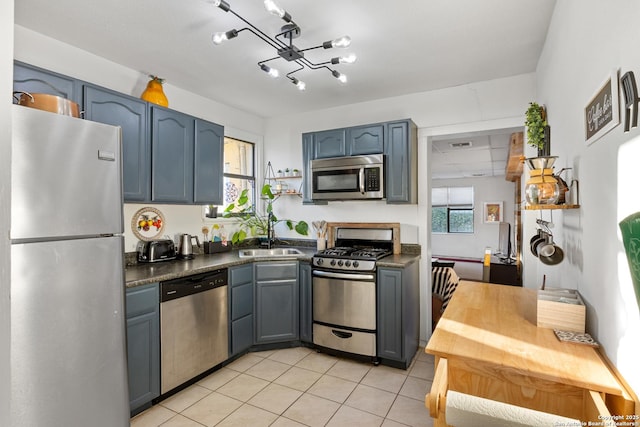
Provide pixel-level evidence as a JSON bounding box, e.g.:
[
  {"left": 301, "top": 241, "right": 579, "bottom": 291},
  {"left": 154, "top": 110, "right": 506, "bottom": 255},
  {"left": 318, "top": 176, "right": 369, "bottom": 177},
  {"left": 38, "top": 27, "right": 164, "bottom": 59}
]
[{"left": 98, "top": 150, "right": 116, "bottom": 161}]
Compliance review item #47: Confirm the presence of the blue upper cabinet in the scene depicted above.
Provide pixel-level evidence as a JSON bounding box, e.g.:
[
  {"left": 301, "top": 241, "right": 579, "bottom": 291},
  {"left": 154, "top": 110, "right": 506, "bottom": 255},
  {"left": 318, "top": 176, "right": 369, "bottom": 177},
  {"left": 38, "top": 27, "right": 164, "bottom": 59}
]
[
  {"left": 83, "top": 85, "right": 150, "bottom": 202},
  {"left": 313, "top": 129, "right": 346, "bottom": 158},
  {"left": 385, "top": 120, "right": 418, "bottom": 204},
  {"left": 14, "top": 62, "right": 226, "bottom": 206},
  {"left": 194, "top": 119, "right": 224, "bottom": 205},
  {"left": 151, "top": 106, "right": 195, "bottom": 204},
  {"left": 346, "top": 124, "right": 384, "bottom": 155},
  {"left": 301, "top": 133, "right": 316, "bottom": 205},
  {"left": 13, "top": 61, "right": 81, "bottom": 105}
]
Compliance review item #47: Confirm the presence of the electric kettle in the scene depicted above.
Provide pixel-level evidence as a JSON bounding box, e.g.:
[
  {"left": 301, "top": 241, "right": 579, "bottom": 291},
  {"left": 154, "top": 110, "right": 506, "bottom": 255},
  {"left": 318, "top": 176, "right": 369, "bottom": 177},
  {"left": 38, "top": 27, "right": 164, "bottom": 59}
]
[{"left": 178, "top": 233, "right": 200, "bottom": 259}]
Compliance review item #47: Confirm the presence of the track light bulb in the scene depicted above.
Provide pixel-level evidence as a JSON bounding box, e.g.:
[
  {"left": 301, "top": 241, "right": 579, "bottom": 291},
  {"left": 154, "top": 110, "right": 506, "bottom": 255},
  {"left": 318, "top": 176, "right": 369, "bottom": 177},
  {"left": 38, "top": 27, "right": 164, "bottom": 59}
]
[
  {"left": 260, "top": 64, "right": 280, "bottom": 78},
  {"left": 212, "top": 32, "right": 227, "bottom": 45},
  {"left": 209, "top": 0, "right": 230, "bottom": 12},
  {"left": 332, "top": 36, "right": 351, "bottom": 48},
  {"left": 212, "top": 29, "right": 237, "bottom": 45},
  {"left": 332, "top": 70, "right": 347, "bottom": 83},
  {"left": 339, "top": 54, "right": 357, "bottom": 64},
  {"left": 291, "top": 78, "right": 306, "bottom": 91},
  {"left": 264, "top": 0, "right": 290, "bottom": 21}
]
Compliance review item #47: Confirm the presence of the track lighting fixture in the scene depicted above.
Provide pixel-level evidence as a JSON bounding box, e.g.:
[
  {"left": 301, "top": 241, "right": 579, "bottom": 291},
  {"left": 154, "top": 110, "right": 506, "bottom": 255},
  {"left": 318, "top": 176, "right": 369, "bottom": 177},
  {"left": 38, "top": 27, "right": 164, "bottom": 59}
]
[{"left": 210, "top": 0, "right": 356, "bottom": 90}]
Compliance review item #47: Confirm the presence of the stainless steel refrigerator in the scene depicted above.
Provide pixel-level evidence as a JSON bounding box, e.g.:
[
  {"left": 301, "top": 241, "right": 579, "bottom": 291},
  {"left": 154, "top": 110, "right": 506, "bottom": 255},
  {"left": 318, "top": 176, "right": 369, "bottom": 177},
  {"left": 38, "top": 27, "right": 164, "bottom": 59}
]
[{"left": 10, "top": 105, "right": 130, "bottom": 427}]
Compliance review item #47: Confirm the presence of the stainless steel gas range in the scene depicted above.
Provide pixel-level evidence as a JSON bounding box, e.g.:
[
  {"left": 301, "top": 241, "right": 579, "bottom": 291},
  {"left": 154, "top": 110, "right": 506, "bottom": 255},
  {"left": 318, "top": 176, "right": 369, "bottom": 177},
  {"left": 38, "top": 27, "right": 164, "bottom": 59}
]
[{"left": 311, "top": 227, "right": 394, "bottom": 363}]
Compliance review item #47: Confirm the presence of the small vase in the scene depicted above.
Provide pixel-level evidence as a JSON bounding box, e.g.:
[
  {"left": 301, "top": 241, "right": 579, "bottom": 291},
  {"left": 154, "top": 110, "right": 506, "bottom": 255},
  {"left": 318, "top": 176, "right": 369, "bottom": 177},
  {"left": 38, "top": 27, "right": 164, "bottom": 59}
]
[
  {"left": 141, "top": 76, "right": 169, "bottom": 107},
  {"left": 317, "top": 238, "right": 326, "bottom": 251},
  {"left": 537, "top": 125, "right": 551, "bottom": 157}
]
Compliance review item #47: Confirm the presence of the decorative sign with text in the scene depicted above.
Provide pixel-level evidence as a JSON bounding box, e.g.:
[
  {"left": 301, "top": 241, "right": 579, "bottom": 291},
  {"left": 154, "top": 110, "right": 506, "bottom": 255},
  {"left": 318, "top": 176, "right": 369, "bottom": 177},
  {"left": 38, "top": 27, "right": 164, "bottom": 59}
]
[{"left": 585, "top": 69, "right": 620, "bottom": 145}]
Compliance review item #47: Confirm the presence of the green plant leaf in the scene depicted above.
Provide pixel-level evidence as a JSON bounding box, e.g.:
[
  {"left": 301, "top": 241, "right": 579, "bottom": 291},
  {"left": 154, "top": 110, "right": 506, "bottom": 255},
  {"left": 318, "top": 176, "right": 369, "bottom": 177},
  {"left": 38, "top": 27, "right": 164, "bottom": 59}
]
[
  {"left": 295, "top": 221, "right": 309, "bottom": 235},
  {"left": 261, "top": 184, "right": 275, "bottom": 200},
  {"left": 525, "top": 102, "right": 548, "bottom": 150},
  {"left": 237, "top": 189, "right": 249, "bottom": 206}
]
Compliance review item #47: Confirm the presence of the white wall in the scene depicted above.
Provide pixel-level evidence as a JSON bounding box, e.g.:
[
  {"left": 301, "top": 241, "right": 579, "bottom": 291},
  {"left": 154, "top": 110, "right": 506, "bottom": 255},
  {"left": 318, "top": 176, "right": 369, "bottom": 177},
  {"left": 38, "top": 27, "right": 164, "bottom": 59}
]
[
  {"left": 1, "top": 1, "right": 13, "bottom": 424},
  {"left": 528, "top": 0, "right": 640, "bottom": 394},
  {"left": 431, "top": 176, "right": 516, "bottom": 259}
]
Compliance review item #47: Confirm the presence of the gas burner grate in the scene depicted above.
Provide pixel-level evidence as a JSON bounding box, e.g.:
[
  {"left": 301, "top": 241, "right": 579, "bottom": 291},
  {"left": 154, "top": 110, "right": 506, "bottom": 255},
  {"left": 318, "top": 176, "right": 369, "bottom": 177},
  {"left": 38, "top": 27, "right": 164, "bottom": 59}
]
[
  {"left": 316, "top": 247, "right": 355, "bottom": 257},
  {"left": 350, "top": 248, "right": 392, "bottom": 260}
]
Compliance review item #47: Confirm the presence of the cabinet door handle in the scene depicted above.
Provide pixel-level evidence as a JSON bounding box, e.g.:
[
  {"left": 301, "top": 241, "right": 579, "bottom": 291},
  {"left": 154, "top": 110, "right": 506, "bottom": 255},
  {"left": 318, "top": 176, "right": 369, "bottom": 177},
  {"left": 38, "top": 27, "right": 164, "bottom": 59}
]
[{"left": 332, "top": 330, "right": 352, "bottom": 339}]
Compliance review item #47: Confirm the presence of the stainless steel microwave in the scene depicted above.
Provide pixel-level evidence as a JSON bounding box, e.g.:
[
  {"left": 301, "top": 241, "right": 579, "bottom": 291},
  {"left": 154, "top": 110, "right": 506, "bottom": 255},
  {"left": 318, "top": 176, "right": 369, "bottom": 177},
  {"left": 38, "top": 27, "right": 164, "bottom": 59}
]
[{"left": 310, "top": 154, "right": 384, "bottom": 200}]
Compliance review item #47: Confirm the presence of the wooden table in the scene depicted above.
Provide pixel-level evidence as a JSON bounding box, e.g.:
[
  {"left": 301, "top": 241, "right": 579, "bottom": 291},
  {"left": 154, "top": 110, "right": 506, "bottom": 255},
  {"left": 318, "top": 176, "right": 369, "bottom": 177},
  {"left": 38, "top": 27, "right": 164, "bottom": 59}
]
[{"left": 425, "top": 281, "right": 637, "bottom": 425}]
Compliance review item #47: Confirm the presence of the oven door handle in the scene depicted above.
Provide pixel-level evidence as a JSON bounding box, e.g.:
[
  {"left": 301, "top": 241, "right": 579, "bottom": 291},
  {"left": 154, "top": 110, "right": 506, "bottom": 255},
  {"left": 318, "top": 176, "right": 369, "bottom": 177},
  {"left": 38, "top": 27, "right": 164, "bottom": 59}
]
[
  {"left": 359, "top": 167, "right": 365, "bottom": 194},
  {"left": 313, "top": 270, "right": 375, "bottom": 281}
]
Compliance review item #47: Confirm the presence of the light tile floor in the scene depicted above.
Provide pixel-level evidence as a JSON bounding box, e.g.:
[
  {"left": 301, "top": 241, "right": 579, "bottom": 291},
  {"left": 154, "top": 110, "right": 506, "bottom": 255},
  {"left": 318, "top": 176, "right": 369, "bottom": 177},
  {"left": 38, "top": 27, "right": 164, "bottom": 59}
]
[{"left": 131, "top": 347, "right": 435, "bottom": 427}]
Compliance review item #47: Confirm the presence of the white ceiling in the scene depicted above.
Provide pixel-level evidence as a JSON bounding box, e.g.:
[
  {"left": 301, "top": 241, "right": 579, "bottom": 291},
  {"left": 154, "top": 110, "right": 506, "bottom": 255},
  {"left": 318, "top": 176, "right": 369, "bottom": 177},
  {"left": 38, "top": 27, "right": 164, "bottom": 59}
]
[
  {"left": 14, "top": 0, "right": 556, "bottom": 120},
  {"left": 431, "top": 128, "right": 522, "bottom": 180}
]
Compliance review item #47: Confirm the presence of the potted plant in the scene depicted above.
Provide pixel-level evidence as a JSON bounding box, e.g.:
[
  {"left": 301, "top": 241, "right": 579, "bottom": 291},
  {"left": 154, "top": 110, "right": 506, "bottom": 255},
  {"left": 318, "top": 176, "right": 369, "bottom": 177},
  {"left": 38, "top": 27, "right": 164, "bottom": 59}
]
[
  {"left": 285, "top": 168, "right": 292, "bottom": 177},
  {"left": 277, "top": 169, "right": 284, "bottom": 178},
  {"left": 222, "top": 184, "right": 308, "bottom": 244},
  {"left": 292, "top": 168, "right": 300, "bottom": 177},
  {"left": 205, "top": 205, "right": 217, "bottom": 218},
  {"left": 525, "top": 102, "right": 551, "bottom": 156}
]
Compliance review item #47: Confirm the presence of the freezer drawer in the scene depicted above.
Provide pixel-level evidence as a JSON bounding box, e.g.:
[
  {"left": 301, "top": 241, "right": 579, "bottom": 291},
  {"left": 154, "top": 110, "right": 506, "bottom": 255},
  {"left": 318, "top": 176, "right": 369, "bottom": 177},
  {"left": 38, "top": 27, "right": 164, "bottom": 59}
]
[{"left": 313, "top": 324, "right": 376, "bottom": 357}]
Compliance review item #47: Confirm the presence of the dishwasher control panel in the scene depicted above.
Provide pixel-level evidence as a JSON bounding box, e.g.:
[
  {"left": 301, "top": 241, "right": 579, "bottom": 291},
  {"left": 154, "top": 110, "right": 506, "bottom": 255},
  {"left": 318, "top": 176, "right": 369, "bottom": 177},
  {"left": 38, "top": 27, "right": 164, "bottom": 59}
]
[{"left": 160, "top": 268, "right": 228, "bottom": 302}]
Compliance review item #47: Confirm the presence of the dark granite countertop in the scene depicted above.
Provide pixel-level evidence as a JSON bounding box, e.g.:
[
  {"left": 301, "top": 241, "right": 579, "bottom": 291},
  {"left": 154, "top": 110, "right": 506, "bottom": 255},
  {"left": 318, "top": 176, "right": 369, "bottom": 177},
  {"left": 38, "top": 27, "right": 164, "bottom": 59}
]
[{"left": 125, "top": 247, "right": 421, "bottom": 288}]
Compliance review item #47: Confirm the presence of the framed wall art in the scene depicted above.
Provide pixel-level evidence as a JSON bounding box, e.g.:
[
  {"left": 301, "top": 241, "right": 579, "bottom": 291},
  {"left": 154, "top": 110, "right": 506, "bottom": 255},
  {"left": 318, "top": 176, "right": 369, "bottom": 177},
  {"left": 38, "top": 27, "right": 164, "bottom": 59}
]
[
  {"left": 585, "top": 69, "right": 620, "bottom": 145},
  {"left": 483, "top": 201, "right": 503, "bottom": 223}
]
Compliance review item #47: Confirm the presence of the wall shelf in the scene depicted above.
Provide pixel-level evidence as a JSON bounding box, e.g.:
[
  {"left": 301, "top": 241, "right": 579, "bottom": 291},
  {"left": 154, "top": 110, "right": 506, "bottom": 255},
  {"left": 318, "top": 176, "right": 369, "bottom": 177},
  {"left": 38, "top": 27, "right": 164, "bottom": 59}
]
[
  {"left": 523, "top": 204, "right": 580, "bottom": 210},
  {"left": 263, "top": 162, "right": 303, "bottom": 199}
]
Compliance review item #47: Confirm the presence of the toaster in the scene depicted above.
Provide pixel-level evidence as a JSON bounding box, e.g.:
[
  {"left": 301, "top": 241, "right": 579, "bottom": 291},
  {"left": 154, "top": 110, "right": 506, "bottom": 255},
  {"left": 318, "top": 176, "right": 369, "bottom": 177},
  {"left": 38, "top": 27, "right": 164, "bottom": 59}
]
[{"left": 137, "top": 239, "right": 176, "bottom": 263}]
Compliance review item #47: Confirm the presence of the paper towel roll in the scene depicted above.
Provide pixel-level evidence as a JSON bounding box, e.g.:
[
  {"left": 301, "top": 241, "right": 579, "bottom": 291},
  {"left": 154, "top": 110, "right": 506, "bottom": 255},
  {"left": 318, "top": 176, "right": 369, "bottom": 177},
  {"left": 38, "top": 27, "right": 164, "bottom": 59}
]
[{"left": 445, "top": 391, "right": 582, "bottom": 427}]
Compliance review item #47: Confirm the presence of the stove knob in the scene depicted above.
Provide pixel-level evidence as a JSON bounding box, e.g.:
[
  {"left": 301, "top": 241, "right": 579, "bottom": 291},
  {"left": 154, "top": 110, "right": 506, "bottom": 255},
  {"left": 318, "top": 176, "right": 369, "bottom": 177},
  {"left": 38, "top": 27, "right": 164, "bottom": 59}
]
[
  {"left": 330, "top": 259, "right": 336, "bottom": 266},
  {"left": 337, "top": 260, "right": 344, "bottom": 267},
  {"left": 353, "top": 261, "right": 359, "bottom": 268},
  {"left": 316, "top": 258, "right": 323, "bottom": 266},
  {"left": 345, "top": 260, "right": 351, "bottom": 267}
]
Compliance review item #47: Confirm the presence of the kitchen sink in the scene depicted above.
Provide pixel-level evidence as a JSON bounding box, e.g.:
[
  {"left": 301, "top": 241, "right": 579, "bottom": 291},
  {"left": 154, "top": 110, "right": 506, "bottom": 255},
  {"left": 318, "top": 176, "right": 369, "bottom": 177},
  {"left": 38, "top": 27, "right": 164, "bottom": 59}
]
[{"left": 238, "top": 248, "right": 305, "bottom": 258}]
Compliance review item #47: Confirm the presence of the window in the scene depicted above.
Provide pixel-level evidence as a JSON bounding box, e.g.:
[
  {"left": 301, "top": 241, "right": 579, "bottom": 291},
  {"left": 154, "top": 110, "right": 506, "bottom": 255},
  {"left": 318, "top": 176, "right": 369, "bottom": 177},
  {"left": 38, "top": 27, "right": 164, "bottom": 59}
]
[
  {"left": 432, "top": 186, "right": 474, "bottom": 233},
  {"left": 205, "top": 137, "right": 255, "bottom": 217}
]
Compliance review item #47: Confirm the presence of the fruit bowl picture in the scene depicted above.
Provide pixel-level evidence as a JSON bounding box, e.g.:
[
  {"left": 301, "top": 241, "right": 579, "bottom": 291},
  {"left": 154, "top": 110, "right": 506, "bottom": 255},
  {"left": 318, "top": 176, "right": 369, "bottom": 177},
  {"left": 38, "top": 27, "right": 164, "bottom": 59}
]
[{"left": 131, "top": 207, "right": 166, "bottom": 241}]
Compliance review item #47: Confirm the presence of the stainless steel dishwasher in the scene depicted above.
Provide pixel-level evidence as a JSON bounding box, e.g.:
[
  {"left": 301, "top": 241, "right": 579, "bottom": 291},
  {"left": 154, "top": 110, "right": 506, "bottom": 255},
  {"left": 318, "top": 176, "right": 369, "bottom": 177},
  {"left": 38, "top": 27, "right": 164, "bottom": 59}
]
[{"left": 160, "top": 269, "right": 228, "bottom": 394}]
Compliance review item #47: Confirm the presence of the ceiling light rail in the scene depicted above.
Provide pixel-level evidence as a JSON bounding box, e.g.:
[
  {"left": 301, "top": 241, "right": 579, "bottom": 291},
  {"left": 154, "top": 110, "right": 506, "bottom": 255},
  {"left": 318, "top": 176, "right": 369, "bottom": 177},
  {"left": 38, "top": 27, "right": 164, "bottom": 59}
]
[{"left": 209, "top": 0, "right": 356, "bottom": 90}]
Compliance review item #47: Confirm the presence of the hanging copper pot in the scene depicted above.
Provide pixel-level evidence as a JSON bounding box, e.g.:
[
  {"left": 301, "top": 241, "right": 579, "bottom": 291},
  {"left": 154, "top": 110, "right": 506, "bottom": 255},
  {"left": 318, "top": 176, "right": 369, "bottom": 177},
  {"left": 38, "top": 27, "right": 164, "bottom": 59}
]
[{"left": 13, "top": 91, "right": 80, "bottom": 118}]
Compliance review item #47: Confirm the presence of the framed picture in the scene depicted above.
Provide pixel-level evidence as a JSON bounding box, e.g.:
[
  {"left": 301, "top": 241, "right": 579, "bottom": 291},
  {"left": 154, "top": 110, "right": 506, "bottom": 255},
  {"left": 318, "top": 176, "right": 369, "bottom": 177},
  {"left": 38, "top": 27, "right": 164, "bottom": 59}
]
[
  {"left": 585, "top": 69, "right": 620, "bottom": 145},
  {"left": 483, "top": 202, "right": 503, "bottom": 223}
]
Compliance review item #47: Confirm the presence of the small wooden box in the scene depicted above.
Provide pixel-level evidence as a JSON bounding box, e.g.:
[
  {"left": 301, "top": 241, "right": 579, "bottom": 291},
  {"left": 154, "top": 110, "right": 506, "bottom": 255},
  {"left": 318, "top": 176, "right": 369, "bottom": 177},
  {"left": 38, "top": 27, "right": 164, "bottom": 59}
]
[{"left": 537, "top": 288, "right": 585, "bottom": 333}]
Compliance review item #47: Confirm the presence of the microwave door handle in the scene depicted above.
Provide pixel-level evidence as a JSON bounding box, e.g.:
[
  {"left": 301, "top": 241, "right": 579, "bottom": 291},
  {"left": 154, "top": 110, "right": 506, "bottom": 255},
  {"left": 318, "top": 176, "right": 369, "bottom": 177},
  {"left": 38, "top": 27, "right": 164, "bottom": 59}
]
[{"left": 359, "top": 168, "right": 365, "bottom": 194}]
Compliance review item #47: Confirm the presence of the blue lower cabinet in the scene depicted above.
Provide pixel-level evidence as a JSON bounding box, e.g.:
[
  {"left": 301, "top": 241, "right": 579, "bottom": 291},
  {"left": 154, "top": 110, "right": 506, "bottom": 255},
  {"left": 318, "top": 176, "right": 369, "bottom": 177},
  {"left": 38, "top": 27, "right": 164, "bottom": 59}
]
[
  {"left": 299, "top": 262, "right": 313, "bottom": 343},
  {"left": 377, "top": 263, "right": 420, "bottom": 368},
  {"left": 126, "top": 283, "right": 160, "bottom": 415},
  {"left": 254, "top": 262, "right": 299, "bottom": 344},
  {"left": 231, "top": 314, "right": 254, "bottom": 356},
  {"left": 229, "top": 265, "right": 254, "bottom": 356}
]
